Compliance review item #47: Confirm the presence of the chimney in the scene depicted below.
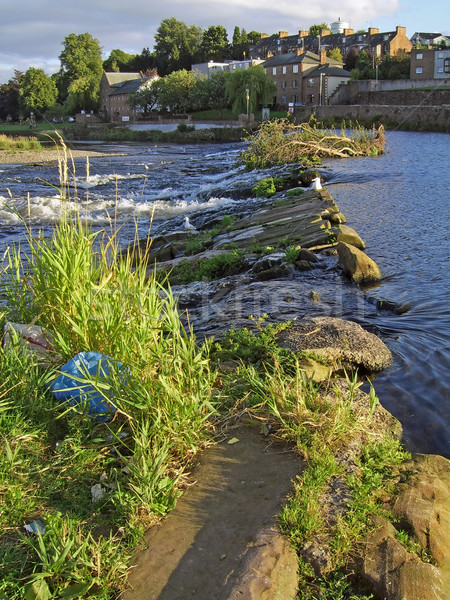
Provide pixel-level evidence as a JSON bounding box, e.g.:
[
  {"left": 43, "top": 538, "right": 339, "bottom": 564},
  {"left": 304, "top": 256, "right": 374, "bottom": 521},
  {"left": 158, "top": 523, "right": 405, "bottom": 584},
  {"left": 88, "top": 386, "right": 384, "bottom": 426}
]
[
  {"left": 343, "top": 28, "right": 354, "bottom": 36},
  {"left": 279, "top": 31, "right": 289, "bottom": 38},
  {"left": 298, "top": 30, "right": 309, "bottom": 38},
  {"left": 368, "top": 27, "right": 379, "bottom": 35},
  {"left": 396, "top": 26, "right": 406, "bottom": 36},
  {"left": 320, "top": 49, "right": 327, "bottom": 65},
  {"left": 320, "top": 28, "right": 331, "bottom": 37},
  {"left": 260, "top": 33, "right": 268, "bottom": 39}
]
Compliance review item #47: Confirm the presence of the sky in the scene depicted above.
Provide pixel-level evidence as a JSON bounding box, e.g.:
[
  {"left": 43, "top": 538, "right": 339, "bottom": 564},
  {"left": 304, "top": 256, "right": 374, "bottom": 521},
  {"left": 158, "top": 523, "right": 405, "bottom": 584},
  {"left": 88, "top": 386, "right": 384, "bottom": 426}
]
[{"left": 0, "top": 0, "right": 449, "bottom": 83}]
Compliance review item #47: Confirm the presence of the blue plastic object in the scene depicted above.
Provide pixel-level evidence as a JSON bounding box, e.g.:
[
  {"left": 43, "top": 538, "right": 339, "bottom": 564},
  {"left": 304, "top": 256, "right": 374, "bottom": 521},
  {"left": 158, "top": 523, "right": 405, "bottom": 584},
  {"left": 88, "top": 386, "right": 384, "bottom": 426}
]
[{"left": 50, "top": 351, "right": 124, "bottom": 419}]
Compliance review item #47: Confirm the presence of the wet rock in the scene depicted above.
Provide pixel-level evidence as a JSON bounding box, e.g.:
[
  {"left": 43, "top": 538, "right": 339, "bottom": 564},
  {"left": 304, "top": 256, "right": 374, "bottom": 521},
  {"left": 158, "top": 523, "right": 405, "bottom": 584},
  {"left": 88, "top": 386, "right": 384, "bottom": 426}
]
[
  {"left": 337, "top": 242, "right": 382, "bottom": 284},
  {"left": 329, "top": 211, "right": 347, "bottom": 224},
  {"left": 252, "top": 252, "right": 285, "bottom": 274},
  {"left": 373, "top": 297, "right": 412, "bottom": 315},
  {"left": 296, "top": 248, "right": 319, "bottom": 263},
  {"left": 277, "top": 316, "right": 393, "bottom": 375},
  {"left": 254, "top": 264, "right": 294, "bottom": 281},
  {"left": 337, "top": 225, "right": 366, "bottom": 250}
]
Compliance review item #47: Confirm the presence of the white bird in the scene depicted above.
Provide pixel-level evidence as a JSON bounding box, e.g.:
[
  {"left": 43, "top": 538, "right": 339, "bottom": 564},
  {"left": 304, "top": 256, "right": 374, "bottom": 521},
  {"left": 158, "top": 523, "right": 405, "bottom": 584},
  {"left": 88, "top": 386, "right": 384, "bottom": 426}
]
[
  {"left": 184, "top": 216, "right": 197, "bottom": 232},
  {"left": 311, "top": 176, "right": 323, "bottom": 190}
]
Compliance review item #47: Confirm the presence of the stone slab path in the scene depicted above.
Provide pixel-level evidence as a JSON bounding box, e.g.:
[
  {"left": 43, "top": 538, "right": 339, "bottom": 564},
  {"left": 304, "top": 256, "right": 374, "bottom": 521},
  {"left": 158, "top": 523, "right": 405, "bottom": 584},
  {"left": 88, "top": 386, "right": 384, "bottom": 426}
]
[{"left": 123, "top": 425, "right": 302, "bottom": 600}]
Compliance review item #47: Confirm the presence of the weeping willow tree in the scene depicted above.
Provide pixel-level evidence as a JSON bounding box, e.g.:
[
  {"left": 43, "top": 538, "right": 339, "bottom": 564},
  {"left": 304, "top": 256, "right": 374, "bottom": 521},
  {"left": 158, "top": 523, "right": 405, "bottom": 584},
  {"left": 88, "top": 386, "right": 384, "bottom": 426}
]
[
  {"left": 240, "top": 118, "right": 386, "bottom": 168},
  {"left": 225, "top": 65, "right": 276, "bottom": 114}
]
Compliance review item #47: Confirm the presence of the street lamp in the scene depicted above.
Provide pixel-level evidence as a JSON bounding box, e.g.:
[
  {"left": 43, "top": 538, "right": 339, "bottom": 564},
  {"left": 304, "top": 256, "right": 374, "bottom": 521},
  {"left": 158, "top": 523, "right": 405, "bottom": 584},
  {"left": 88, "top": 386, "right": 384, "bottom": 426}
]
[{"left": 246, "top": 87, "right": 249, "bottom": 119}]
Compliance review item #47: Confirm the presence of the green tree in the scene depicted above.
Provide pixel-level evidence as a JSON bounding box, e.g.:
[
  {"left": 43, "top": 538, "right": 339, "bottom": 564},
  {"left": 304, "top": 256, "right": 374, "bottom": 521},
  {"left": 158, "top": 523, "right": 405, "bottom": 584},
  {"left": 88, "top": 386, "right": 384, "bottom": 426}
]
[
  {"left": 353, "top": 50, "right": 374, "bottom": 79},
  {"left": 309, "top": 23, "right": 330, "bottom": 35},
  {"left": 0, "top": 70, "right": 23, "bottom": 121},
  {"left": 225, "top": 65, "right": 276, "bottom": 114},
  {"left": 379, "top": 52, "right": 410, "bottom": 79},
  {"left": 197, "top": 25, "right": 230, "bottom": 62},
  {"left": 58, "top": 32, "right": 103, "bottom": 113},
  {"left": 327, "top": 48, "right": 343, "bottom": 63},
  {"left": 154, "top": 18, "right": 202, "bottom": 75},
  {"left": 155, "top": 69, "right": 199, "bottom": 114},
  {"left": 131, "top": 48, "right": 157, "bottom": 74},
  {"left": 103, "top": 49, "right": 138, "bottom": 72},
  {"left": 19, "top": 68, "right": 58, "bottom": 115},
  {"left": 190, "top": 70, "right": 231, "bottom": 115}
]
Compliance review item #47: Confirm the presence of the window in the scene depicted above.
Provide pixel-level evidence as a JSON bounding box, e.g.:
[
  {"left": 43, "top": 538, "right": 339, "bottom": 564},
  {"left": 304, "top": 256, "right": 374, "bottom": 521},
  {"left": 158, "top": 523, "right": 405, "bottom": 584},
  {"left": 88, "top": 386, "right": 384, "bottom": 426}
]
[
  {"left": 416, "top": 53, "right": 423, "bottom": 60},
  {"left": 293, "top": 64, "right": 298, "bottom": 73},
  {"left": 444, "top": 59, "right": 450, "bottom": 73},
  {"left": 282, "top": 66, "right": 287, "bottom": 74},
  {"left": 282, "top": 80, "right": 287, "bottom": 89},
  {"left": 307, "top": 78, "right": 315, "bottom": 87},
  {"left": 272, "top": 67, "right": 277, "bottom": 75},
  {"left": 438, "top": 67, "right": 444, "bottom": 73},
  {"left": 281, "top": 95, "right": 287, "bottom": 104},
  {"left": 292, "top": 79, "right": 298, "bottom": 88},
  {"left": 415, "top": 67, "right": 423, "bottom": 74}
]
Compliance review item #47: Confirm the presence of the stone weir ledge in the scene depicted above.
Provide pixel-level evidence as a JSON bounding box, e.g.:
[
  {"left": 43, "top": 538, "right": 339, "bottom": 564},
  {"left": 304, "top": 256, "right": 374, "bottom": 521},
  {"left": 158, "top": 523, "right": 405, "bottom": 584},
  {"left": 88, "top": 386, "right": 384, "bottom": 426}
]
[{"left": 126, "top": 182, "right": 450, "bottom": 600}]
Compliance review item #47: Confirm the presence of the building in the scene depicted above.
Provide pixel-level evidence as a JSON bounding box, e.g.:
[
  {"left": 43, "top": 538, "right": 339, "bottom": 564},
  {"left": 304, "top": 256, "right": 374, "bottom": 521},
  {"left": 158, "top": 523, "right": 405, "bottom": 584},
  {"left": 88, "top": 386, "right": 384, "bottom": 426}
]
[
  {"left": 191, "top": 59, "right": 264, "bottom": 78},
  {"left": 263, "top": 50, "right": 351, "bottom": 107},
  {"left": 100, "top": 72, "right": 157, "bottom": 122},
  {"left": 251, "top": 25, "right": 412, "bottom": 62},
  {"left": 410, "top": 32, "right": 450, "bottom": 47},
  {"left": 410, "top": 48, "right": 450, "bottom": 79}
]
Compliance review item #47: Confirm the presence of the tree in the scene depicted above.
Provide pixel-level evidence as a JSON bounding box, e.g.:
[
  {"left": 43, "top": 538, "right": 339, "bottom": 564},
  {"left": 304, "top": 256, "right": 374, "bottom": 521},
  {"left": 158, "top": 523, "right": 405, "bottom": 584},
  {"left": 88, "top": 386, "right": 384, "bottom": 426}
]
[
  {"left": 131, "top": 48, "right": 157, "bottom": 73},
  {"left": 225, "top": 65, "right": 276, "bottom": 114},
  {"left": 309, "top": 23, "right": 330, "bottom": 35},
  {"left": 58, "top": 32, "right": 103, "bottom": 113},
  {"left": 379, "top": 52, "right": 410, "bottom": 79},
  {"left": 197, "top": 25, "right": 230, "bottom": 62},
  {"left": 344, "top": 46, "right": 360, "bottom": 71},
  {"left": 327, "top": 48, "right": 343, "bottom": 63},
  {"left": 190, "top": 70, "right": 231, "bottom": 115},
  {"left": 103, "top": 49, "right": 138, "bottom": 72},
  {"left": 154, "top": 69, "right": 199, "bottom": 114},
  {"left": 19, "top": 68, "right": 58, "bottom": 115},
  {"left": 0, "top": 70, "right": 23, "bottom": 122},
  {"left": 154, "top": 18, "right": 202, "bottom": 75}
]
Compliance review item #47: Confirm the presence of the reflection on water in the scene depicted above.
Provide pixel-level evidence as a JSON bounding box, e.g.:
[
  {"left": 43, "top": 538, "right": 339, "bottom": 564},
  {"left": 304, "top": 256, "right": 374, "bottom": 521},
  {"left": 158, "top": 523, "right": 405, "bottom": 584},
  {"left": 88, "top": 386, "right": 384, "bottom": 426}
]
[{"left": 0, "top": 133, "right": 449, "bottom": 457}]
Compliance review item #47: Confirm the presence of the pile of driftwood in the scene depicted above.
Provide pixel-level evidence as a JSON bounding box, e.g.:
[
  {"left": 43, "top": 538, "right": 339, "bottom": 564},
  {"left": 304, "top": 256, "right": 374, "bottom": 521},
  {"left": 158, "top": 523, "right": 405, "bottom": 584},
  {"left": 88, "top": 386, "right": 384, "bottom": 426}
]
[{"left": 240, "top": 118, "right": 386, "bottom": 168}]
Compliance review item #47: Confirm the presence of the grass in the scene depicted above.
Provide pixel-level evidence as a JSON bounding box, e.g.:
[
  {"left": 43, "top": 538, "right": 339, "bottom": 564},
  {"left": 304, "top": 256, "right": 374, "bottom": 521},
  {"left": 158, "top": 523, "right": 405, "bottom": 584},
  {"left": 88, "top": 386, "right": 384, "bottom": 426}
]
[
  {"left": 0, "top": 179, "right": 216, "bottom": 597},
  {"left": 0, "top": 133, "right": 43, "bottom": 152}
]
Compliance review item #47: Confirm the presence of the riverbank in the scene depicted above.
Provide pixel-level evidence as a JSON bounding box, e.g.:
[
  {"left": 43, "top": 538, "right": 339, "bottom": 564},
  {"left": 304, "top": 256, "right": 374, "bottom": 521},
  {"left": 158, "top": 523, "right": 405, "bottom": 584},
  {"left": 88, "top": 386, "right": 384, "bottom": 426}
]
[{"left": 0, "top": 148, "right": 114, "bottom": 164}]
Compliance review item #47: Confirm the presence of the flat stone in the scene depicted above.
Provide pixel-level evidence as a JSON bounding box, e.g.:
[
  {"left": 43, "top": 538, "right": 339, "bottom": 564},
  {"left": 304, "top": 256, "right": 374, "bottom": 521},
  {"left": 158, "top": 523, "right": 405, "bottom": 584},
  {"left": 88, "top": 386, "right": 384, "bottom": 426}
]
[
  {"left": 123, "top": 426, "right": 301, "bottom": 600},
  {"left": 337, "top": 225, "right": 365, "bottom": 249}
]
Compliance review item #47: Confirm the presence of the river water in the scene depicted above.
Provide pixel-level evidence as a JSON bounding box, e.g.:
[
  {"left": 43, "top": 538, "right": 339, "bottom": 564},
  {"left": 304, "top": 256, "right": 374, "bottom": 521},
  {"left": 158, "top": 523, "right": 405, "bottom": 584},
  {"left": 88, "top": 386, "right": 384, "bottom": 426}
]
[{"left": 0, "top": 131, "right": 448, "bottom": 457}]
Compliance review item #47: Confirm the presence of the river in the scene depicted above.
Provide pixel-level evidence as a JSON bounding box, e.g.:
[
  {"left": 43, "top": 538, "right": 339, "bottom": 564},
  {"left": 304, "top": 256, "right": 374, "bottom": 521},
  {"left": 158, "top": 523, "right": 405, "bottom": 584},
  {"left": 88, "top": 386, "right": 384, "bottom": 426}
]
[{"left": 0, "top": 131, "right": 448, "bottom": 457}]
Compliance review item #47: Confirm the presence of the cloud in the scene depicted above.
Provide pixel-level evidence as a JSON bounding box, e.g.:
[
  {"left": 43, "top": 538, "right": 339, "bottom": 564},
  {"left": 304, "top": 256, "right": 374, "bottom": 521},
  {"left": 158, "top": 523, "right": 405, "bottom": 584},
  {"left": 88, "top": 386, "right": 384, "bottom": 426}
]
[{"left": 0, "top": 0, "right": 404, "bottom": 82}]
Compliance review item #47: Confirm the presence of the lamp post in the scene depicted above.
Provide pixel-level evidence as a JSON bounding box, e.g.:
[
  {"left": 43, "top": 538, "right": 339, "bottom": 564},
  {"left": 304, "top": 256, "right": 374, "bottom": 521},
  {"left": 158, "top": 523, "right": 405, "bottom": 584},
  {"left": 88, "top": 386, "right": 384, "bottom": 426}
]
[{"left": 246, "top": 87, "right": 249, "bottom": 119}]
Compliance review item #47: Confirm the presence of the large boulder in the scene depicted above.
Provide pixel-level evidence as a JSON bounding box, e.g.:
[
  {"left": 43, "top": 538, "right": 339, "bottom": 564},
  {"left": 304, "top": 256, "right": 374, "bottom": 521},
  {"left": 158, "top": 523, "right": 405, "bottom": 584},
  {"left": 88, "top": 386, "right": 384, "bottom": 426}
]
[
  {"left": 337, "top": 225, "right": 365, "bottom": 249},
  {"left": 277, "top": 316, "right": 393, "bottom": 375},
  {"left": 361, "top": 453, "right": 450, "bottom": 600},
  {"left": 337, "top": 241, "right": 382, "bottom": 284}
]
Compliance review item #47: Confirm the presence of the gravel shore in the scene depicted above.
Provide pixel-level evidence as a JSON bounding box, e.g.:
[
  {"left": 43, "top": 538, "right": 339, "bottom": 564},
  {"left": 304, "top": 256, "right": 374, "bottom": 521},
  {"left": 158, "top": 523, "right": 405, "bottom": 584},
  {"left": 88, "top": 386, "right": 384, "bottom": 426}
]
[{"left": 0, "top": 148, "right": 113, "bottom": 165}]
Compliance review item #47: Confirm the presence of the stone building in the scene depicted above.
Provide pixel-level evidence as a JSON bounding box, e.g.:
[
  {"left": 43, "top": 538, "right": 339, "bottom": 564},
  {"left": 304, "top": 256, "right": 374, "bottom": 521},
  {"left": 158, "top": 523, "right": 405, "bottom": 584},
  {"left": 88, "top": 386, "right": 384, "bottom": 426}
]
[
  {"left": 100, "top": 72, "right": 156, "bottom": 122},
  {"left": 263, "top": 50, "right": 350, "bottom": 108}
]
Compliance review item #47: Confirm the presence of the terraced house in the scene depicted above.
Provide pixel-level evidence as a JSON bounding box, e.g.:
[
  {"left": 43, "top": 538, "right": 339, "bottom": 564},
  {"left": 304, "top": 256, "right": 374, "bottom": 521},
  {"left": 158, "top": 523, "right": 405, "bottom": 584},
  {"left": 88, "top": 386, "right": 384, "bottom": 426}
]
[{"left": 251, "top": 25, "right": 412, "bottom": 62}]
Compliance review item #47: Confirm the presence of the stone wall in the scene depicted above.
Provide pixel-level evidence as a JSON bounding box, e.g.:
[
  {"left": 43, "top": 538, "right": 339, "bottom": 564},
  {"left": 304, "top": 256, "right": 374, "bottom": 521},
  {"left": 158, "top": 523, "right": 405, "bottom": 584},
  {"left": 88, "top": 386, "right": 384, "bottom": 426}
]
[{"left": 293, "top": 103, "right": 450, "bottom": 130}]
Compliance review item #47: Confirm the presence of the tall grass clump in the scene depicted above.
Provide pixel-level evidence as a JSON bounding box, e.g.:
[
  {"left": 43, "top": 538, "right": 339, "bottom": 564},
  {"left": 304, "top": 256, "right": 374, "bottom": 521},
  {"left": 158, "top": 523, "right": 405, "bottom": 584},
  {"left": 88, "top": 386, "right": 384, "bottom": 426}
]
[
  {"left": 0, "top": 151, "right": 216, "bottom": 597},
  {"left": 0, "top": 133, "right": 43, "bottom": 152},
  {"left": 240, "top": 116, "right": 386, "bottom": 168}
]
